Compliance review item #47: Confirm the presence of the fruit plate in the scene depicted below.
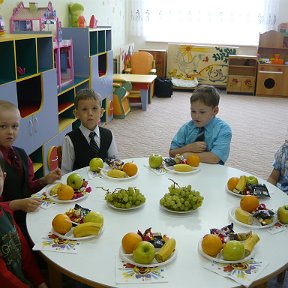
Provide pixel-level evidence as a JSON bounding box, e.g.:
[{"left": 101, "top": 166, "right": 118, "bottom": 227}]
[
  {"left": 160, "top": 203, "right": 197, "bottom": 214},
  {"left": 106, "top": 201, "right": 145, "bottom": 211},
  {"left": 100, "top": 167, "right": 138, "bottom": 181},
  {"left": 52, "top": 225, "right": 103, "bottom": 241},
  {"left": 119, "top": 247, "right": 177, "bottom": 268},
  {"left": 198, "top": 240, "right": 255, "bottom": 264},
  {"left": 46, "top": 189, "right": 89, "bottom": 203},
  {"left": 228, "top": 207, "right": 277, "bottom": 229},
  {"left": 225, "top": 186, "right": 244, "bottom": 197},
  {"left": 164, "top": 164, "right": 200, "bottom": 174}
]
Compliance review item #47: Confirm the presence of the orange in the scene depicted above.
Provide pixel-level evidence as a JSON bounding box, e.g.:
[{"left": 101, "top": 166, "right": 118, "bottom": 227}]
[
  {"left": 186, "top": 154, "right": 200, "bottom": 167},
  {"left": 227, "top": 177, "right": 239, "bottom": 191},
  {"left": 122, "top": 162, "right": 138, "bottom": 177},
  {"left": 240, "top": 195, "right": 259, "bottom": 213},
  {"left": 201, "top": 234, "right": 223, "bottom": 257},
  {"left": 122, "top": 232, "right": 142, "bottom": 253},
  {"left": 52, "top": 214, "right": 72, "bottom": 235},
  {"left": 57, "top": 184, "right": 74, "bottom": 200}
]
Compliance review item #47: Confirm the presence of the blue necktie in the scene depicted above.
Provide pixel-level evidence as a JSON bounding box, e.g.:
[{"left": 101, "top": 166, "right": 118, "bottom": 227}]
[
  {"left": 195, "top": 127, "right": 205, "bottom": 141},
  {"left": 89, "top": 132, "right": 100, "bottom": 156}
]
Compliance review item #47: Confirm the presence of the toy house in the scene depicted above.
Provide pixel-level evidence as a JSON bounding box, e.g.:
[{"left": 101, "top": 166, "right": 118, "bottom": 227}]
[{"left": 10, "top": 1, "right": 57, "bottom": 33}]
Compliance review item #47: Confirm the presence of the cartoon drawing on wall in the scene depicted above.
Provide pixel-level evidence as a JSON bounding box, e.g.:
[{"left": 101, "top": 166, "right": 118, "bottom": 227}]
[
  {"left": 118, "top": 43, "right": 134, "bottom": 73},
  {"left": 167, "top": 44, "right": 237, "bottom": 87}
]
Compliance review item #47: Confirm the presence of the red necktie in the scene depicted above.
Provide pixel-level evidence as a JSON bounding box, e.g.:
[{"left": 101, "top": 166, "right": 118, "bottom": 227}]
[{"left": 8, "top": 148, "right": 23, "bottom": 178}]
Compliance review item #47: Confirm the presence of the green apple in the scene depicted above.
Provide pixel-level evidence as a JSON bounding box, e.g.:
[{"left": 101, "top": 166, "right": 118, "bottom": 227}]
[
  {"left": 89, "top": 157, "right": 104, "bottom": 172},
  {"left": 67, "top": 173, "right": 83, "bottom": 190},
  {"left": 277, "top": 205, "right": 288, "bottom": 224},
  {"left": 149, "top": 154, "right": 163, "bottom": 169},
  {"left": 222, "top": 240, "right": 245, "bottom": 261},
  {"left": 246, "top": 176, "right": 258, "bottom": 185},
  {"left": 133, "top": 241, "right": 155, "bottom": 264},
  {"left": 84, "top": 211, "right": 104, "bottom": 225}
]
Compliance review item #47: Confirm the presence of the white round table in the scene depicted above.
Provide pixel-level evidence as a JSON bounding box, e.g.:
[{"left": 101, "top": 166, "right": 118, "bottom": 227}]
[{"left": 27, "top": 158, "right": 288, "bottom": 288}]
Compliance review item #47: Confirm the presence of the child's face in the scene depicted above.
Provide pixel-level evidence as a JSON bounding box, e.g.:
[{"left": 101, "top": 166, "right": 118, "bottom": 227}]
[
  {"left": 0, "top": 168, "right": 6, "bottom": 196},
  {"left": 74, "top": 99, "right": 103, "bottom": 131},
  {"left": 190, "top": 100, "right": 218, "bottom": 127},
  {"left": 0, "top": 108, "right": 20, "bottom": 148}
]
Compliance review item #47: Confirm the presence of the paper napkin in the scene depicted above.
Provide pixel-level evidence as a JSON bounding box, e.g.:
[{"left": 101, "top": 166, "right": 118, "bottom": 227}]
[
  {"left": 143, "top": 164, "right": 167, "bottom": 175},
  {"left": 31, "top": 192, "right": 56, "bottom": 209},
  {"left": 87, "top": 167, "right": 102, "bottom": 179},
  {"left": 115, "top": 255, "right": 168, "bottom": 284},
  {"left": 203, "top": 258, "right": 268, "bottom": 287},
  {"left": 33, "top": 232, "right": 80, "bottom": 254},
  {"left": 268, "top": 221, "right": 288, "bottom": 234}
]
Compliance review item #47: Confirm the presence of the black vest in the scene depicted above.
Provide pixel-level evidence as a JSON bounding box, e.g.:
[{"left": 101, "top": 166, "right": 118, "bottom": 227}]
[{"left": 67, "top": 127, "right": 112, "bottom": 171}]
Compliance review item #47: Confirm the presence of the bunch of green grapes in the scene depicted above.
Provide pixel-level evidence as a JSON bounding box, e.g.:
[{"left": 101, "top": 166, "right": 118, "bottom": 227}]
[
  {"left": 160, "top": 182, "right": 204, "bottom": 212},
  {"left": 105, "top": 187, "right": 145, "bottom": 209}
]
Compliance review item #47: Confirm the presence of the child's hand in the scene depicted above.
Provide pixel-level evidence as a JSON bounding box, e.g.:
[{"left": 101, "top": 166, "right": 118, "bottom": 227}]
[
  {"left": 187, "top": 141, "right": 207, "bottom": 153},
  {"left": 9, "top": 198, "right": 42, "bottom": 212},
  {"left": 44, "top": 168, "right": 62, "bottom": 184},
  {"left": 37, "top": 282, "right": 48, "bottom": 288}
]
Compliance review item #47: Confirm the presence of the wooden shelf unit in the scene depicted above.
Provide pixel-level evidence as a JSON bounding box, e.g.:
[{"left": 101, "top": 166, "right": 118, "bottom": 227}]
[{"left": 227, "top": 55, "right": 258, "bottom": 95}]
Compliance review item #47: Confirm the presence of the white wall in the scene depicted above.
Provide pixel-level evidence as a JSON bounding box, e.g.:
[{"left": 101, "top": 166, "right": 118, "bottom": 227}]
[{"left": 0, "top": 0, "right": 127, "bottom": 55}]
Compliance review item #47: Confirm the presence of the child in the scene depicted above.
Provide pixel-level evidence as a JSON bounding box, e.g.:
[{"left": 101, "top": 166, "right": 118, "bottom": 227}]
[
  {"left": 267, "top": 140, "right": 288, "bottom": 194},
  {"left": 0, "top": 152, "right": 48, "bottom": 288},
  {"left": 0, "top": 100, "right": 61, "bottom": 240},
  {"left": 61, "top": 88, "right": 118, "bottom": 174},
  {"left": 169, "top": 85, "right": 232, "bottom": 164}
]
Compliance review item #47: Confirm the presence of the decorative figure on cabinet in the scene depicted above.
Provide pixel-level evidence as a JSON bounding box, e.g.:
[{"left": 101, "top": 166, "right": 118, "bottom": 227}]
[
  {"left": 89, "top": 15, "right": 98, "bottom": 28},
  {"left": 78, "top": 15, "right": 86, "bottom": 28},
  {"left": 68, "top": 2, "right": 84, "bottom": 27},
  {"left": 0, "top": 15, "right": 5, "bottom": 36}
]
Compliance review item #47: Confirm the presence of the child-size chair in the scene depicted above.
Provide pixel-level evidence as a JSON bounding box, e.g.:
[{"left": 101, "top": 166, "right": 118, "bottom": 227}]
[{"left": 124, "top": 51, "right": 156, "bottom": 109}]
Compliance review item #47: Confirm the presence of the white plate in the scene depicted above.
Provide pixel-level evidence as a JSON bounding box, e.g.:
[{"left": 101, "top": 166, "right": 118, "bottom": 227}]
[
  {"left": 119, "top": 247, "right": 177, "bottom": 268},
  {"left": 164, "top": 164, "right": 200, "bottom": 174},
  {"left": 160, "top": 204, "right": 197, "bottom": 214},
  {"left": 52, "top": 225, "right": 103, "bottom": 241},
  {"left": 47, "top": 191, "right": 89, "bottom": 203},
  {"left": 198, "top": 240, "right": 255, "bottom": 264},
  {"left": 228, "top": 206, "right": 277, "bottom": 229},
  {"left": 106, "top": 201, "right": 145, "bottom": 211},
  {"left": 100, "top": 167, "right": 138, "bottom": 180}
]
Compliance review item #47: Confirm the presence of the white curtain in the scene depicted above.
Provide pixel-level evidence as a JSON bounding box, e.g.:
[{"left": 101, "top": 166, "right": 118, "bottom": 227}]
[{"left": 128, "top": 0, "right": 280, "bottom": 46}]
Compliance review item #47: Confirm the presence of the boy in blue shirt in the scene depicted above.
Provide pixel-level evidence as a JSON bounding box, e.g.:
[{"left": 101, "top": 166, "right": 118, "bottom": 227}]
[{"left": 169, "top": 85, "right": 232, "bottom": 164}]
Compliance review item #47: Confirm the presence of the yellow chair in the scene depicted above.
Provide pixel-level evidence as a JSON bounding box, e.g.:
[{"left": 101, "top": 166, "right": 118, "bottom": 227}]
[{"left": 124, "top": 51, "right": 156, "bottom": 109}]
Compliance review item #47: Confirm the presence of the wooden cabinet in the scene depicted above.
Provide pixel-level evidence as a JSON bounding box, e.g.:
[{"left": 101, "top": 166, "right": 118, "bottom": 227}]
[
  {"left": 139, "top": 49, "right": 167, "bottom": 78},
  {"left": 227, "top": 55, "right": 257, "bottom": 94},
  {"left": 256, "top": 30, "right": 288, "bottom": 97}
]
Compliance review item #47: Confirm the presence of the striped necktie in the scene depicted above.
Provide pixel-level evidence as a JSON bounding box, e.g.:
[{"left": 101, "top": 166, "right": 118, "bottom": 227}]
[
  {"left": 89, "top": 132, "right": 100, "bottom": 156},
  {"left": 195, "top": 127, "right": 205, "bottom": 141}
]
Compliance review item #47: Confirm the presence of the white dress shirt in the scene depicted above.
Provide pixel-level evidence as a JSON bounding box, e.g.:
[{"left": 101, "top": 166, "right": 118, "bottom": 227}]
[{"left": 61, "top": 124, "right": 118, "bottom": 175}]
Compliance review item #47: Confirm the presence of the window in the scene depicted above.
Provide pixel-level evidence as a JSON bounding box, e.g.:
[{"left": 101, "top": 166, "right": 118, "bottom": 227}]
[{"left": 128, "top": 0, "right": 280, "bottom": 46}]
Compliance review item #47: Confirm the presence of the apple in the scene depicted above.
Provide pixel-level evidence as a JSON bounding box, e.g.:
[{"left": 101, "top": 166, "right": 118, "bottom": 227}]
[
  {"left": 67, "top": 173, "right": 83, "bottom": 190},
  {"left": 149, "top": 154, "right": 163, "bottom": 169},
  {"left": 246, "top": 176, "right": 258, "bottom": 185},
  {"left": 222, "top": 240, "right": 245, "bottom": 261},
  {"left": 84, "top": 211, "right": 104, "bottom": 225},
  {"left": 133, "top": 241, "right": 155, "bottom": 264},
  {"left": 89, "top": 157, "right": 104, "bottom": 172},
  {"left": 277, "top": 205, "right": 288, "bottom": 224}
]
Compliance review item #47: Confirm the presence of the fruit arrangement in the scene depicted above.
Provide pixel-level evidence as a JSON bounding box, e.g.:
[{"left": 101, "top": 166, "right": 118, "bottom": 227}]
[
  {"left": 52, "top": 209, "right": 104, "bottom": 238},
  {"left": 227, "top": 175, "right": 270, "bottom": 197},
  {"left": 164, "top": 154, "right": 200, "bottom": 172},
  {"left": 201, "top": 223, "right": 260, "bottom": 262},
  {"left": 234, "top": 195, "right": 275, "bottom": 226},
  {"left": 49, "top": 173, "right": 91, "bottom": 201},
  {"left": 65, "top": 204, "right": 91, "bottom": 224},
  {"left": 121, "top": 227, "right": 176, "bottom": 265},
  {"left": 103, "top": 158, "right": 138, "bottom": 178},
  {"left": 159, "top": 179, "right": 203, "bottom": 212},
  {"left": 104, "top": 186, "right": 145, "bottom": 209}
]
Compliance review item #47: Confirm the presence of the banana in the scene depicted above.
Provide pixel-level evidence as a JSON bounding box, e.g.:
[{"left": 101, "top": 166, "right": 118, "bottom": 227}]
[
  {"left": 73, "top": 222, "right": 103, "bottom": 238},
  {"left": 235, "top": 207, "right": 253, "bottom": 225},
  {"left": 155, "top": 238, "right": 176, "bottom": 263},
  {"left": 233, "top": 175, "right": 247, "bottom": 193},
  {"left": 107, "top": 169, "right": 128, "bottom": 178},
  {"left": 244, "top": 233, "right": 260, "bottom": 256},
  {"left": 50, "top": 183, "right": 63, "bottom": 196},
  {"left": 173, "top": 164, "right": 193, "bottom": 172}
]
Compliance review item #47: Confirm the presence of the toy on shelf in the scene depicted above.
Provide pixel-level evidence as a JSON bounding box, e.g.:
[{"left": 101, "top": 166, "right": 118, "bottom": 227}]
[
  {"left": 89, "top": 15, "right": 98, "bottom": 28},
  {"left": 0, "top": 15, "right": 5, "bottom": 36},
  {"left": 68, "top": 3, "right": 85, "bottom": 27},
  {"left": 10, "top": 1, "right": 57, "bottom": 33}
]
